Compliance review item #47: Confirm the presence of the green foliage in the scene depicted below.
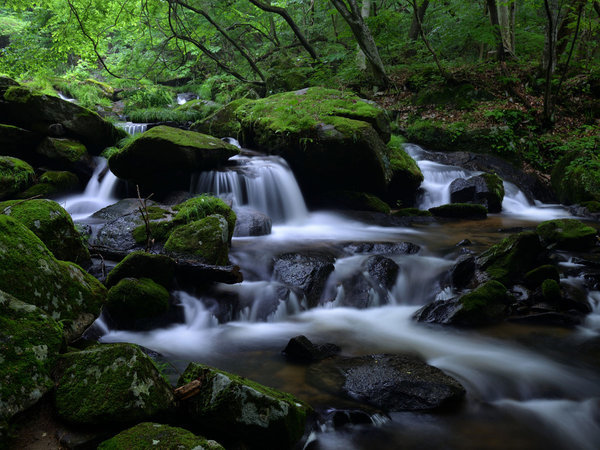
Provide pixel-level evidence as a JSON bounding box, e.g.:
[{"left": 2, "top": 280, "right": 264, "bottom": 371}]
[{"left": 122, "top": 84, "right": 173, "bottom": 112}]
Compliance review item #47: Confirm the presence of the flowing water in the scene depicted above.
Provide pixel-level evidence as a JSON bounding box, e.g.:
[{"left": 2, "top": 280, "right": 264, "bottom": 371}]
[
  {"left": 116, "top": 121, "right": 148, "bottom": 135},
  {"left": 81, "top": 142, "right": 599, "bottom": 449}
]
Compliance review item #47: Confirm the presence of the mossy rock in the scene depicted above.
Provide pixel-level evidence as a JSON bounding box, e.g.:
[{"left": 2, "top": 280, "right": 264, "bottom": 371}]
[
  {"left": 0, "top": 156, "right": 34, "bottom": 200},
  {"left": 0, "top": 199, "right": 90, "bottom": 264},
  {"left": 36, "top": 137, "right": 87, "bottom": 164},
  {"left": 541, "top": 279, "right": 561, "bottom": 304},
  {"left": 191, "top": 98, "right": 251, "bottom": 138},
  {"left": 0, "top": 291, "right": 64, "bottom": 428},
  {"left": 551, "top": 150, "right": 600, "bottom": 204},
  {"left": 524, "top": 265, "right": 560, "bottom": 289},
  {"left": 319, "top": 190, "right": 391, "bottom": 213},
  {"left": 17, "top": 170, "right": 80, "bottom": 199},
  {"left": 173, "top": 195, "right": 236, "bottom": 243},
  {"left": 163, "top": 215, "right": 229, "bottom": 265},
  {"left": 175, "top": 98, "right": 221, "bottom": 119},
  {"left": 54, "top": 343, "right": 174, "bottom": 426},
  {"left": 1, "top": 85, "right": 125, "bottom": 153},
  {"left": 0, "top": 123, "right": 40, "bottom": 158},
  {"left": 106, "top": 278, "right": 170, "bottom": 327},
  {"left": 393, "top": 208, "right": 432, "bottom": 217},
  {"left": 412, "top": 83, "right": 492, "bottom": 109},
  {"left": 177, "top": 362, "right": 311, "bottom": 449},
  {"left": 536, "top": 219, "right": 597, "bottom": 251},
  {"left": 0, "top": 76, "right": 19, "bottom": 96},
  {"left": 97, "top": 422, "right": 224, "bottom": 450},
  {"left": 0, "top": 215, "right": 105, "bottom": 341},
  {"left": 580, "top": 201, "right": 600, "bottom": 213},
  {"left": 236, "top": 88, "right": 393, "bottom": 199},
  {"left": 477, "top": 231, "right": 545, "bottom": 285},
  {"left": 105, "top": 251, "right": 175, "bottom": 288},
  {"left": 429, "top": 203, "right": 487, "bottom": 219},
  {"left": 387, "top": 135, "right": 424, "bottom": 204},
  {"left": 108, "top": 126, "right": 239, "bottom": 192}
]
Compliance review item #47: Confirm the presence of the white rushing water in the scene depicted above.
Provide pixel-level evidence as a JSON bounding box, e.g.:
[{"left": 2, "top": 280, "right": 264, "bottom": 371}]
[
  {"left": 57, "top": 92, "right": 76, "bottom": 103},
  {"left": 116, "top": 122, "right": 148, "bottom": 135},
  {"left": 58, "top": 157, "right": 119, "bottom": 220}
]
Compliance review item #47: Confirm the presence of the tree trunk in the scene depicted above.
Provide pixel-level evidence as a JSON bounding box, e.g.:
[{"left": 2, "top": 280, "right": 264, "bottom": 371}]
[
  {"left": 330, "top": 0, "right": 389, "bottom": 87},
  {"left": 408, "top": 0, "right": 429, "bottom": 41},
  {"left": 595, "top": 1, "right": 600, "bottom": 18},
  {"left": 356, "top": 0, "right": 371, "bottom": 71},
  {"left": 497, "top": 0, "right": 516, "bottom": 56},
  {"left": 486, "top": 0, "right": 506, "bottom": 61}
]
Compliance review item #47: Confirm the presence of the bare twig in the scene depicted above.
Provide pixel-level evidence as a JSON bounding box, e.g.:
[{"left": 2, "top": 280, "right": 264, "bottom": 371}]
[{"left": 136, "top": 185, "right": 155, "bottom": 253}]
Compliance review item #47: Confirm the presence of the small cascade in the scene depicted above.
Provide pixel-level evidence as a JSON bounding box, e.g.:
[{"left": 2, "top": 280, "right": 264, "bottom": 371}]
[
  {"left": 116, "top": 122, "right": 148, "bottom": 135},
  {"left": 57, "top": 92, "right": 76, "bottom": 103},
  {"left": 177, "top": 93, "right": 198, "bottom": 105},
  {"left": 193, "top": 154, "right": 308, "bottom": 223},
  {"left": 58, "top": 157, "right": 119, "bottom": 220}
]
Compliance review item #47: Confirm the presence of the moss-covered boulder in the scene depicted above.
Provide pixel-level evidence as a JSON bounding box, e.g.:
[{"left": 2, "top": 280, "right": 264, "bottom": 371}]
[
  {"left": 236, "top": 88, "right": 395, "bottom": 199},
  {"left": 108, "top": 126, "right": 239, "bottom": 192},
  {"left": 414, "top": 280, "right": 512, "bottom": 326},
  {"left": 536, "top": 219, "right": 597, "bottom": 251},
  {"left": 106, "top": 251, "right": 175, "bottom": 288},
  {"left": 0, "top": 199, "right": 90, "bottom": 264},
  {"left": 172, "top": 195, "right": 237, "bottom": 243},
  {"left": 541, "top": 279, "right": 562, "bottom": 304},
  {"left": 0, "top": 291, "right": 63, "bottom": 430},
  {"left": 35, "top": 137, "right": 88, "bottom": 165},
  {"left": 54, "top": 344, "right": 174, "bottom": 426},
  {"left": 551, "top": 150, "right": 600, "bottom": 204},
  {"left": 0, "top": 123, "right": 40, "bottom": 158},
  {"left": 0, "top": 156, "right": 34, "bottom": 200},
  {"left": 164, "top": 215, "right": 230, "bottom": 265},
  {"left": 524, "top": 264, "right": 560, "bottom": 289},
  {"left": 476, "top": 231, "right": 545, "bottom": 285},
  {"left": 0, "top": 76, "right": 19, "bottom": 96},
  {"left": 1, "top": 85, "right": 125, "bottom": 153},
  {"left": 393, "top": 208, "right": 432, "bottom": 217},
  {"left": 318, "top": 190, "right": 391, "bottom": 213},
  {"left": 97, "top": 423, "right": 224, "bottom": 450},
  {"left": 0, "top": 215, "right": 105, "bottom": 341},
  {"left": 177, "top": 362, "right": 311, "bottom": 449},
  {"left": 429, "top": 203, "right": 487, "bottom": 219},
  {"left": 387, "top": 135, "right": 424, "bottom": 204},
  {"left": 106, "top": 278, "right": 170, "bottom": 328},
  {"left": 449, "top": 173, "right": 505, "bottom": 213},
  {"left": 191, "top": 98, "right": 251, "bottom": 138},
  {"left": 16, "top": 170, "right": 79, "bottom": 199}
]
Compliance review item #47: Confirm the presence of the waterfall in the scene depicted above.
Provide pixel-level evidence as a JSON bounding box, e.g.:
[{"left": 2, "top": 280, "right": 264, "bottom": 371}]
[
  {"left": 57, "top": 92, "right": 76, "bottom": 103},
  {"left": 193, "top": 154, "right": 309, "bottom": 223},
  {"left": 58, "top": 157, "right": 119, "bottom": 221},
  {"left": 116, "top": 122, "right": 148, "bottom": 135}
]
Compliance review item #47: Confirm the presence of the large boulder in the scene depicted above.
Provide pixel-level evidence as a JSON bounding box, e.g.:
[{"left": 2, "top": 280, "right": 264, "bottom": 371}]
[
  {"left": 1, "top": 85, "right": 125, "bottom": 153},
  {"left": 54, "top": 344, "right": 174, "bottom": 426},
  {"left": 0, "top": 156, "right": 34, "bottom": 200},
  {"left": 386, "top": 136, "right": 424, "bottom": 205},
  {"left": 106, "top": 278, "right": 170, "bottom": 329},
  {"left": 90, "top": 199, "right": 149, "bottom": 254},
  {"left": 449, "top": 173, "right": 504, "bottom": 213},
  {"left": 191, "top": 98, "right": 252, "bottom": 138},
  {"left": 108, "top": 126, "right": 239, "bottom": 193},
  {"left": 172, "top": 195, "right": 237, "bottom": 243},
  {"left": 536, "top": 219, "right": 597, "bottom": 251},
  {"left": 0, "top": 291, "right": 63, "bottom": 432},
  {"left": 0, "top": 215, "right": 106, "bottom": 341},
  {"left": 272, "top": 251, "right": 335, "bottom": 308},
  {"left": 177, "top": 362, "right": 311, "bottom": 449},
  {"left": 105, "top": 251, "right": 175, "bottom": 288},
  {"left": 16, "top": 170, "right": 79, "bottom": 199},
  {"left": 307, "top": 354, "right": 465, "bottom": 412},
  {"left": 236, "top": 88, "right": 396, "bottom": 200},
  {"left": 414, "top": 280, "right": 512, "bottom": 326},
  {"left": 97, "top": 423, "right": 224, "bottom": 450},
  {"left": 0, "top": 123, "right": 40, "bottom": 158},
  {"left": 0, "top": 199, "right": 90, "bottom": 265}
]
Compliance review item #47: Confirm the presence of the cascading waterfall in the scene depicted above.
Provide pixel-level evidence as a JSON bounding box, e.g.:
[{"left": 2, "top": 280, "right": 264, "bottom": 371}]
[{"left": 116, "top": 122, "right": 148, "bottom": 135}]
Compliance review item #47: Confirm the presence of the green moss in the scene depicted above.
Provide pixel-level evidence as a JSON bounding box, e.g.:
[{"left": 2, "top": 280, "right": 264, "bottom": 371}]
[
  {"left": 541, "top": 279, "right": 561, "bottom": 304},
  {"left": 452, "top": 280, "right": 511, "bottom": 325},
  {"left": 477, "top": 231, "right": 544, "bottom": 285},
  {"left": 580, "top": 201, "right": 600, "bottom": 213},
  {"left": 132, "top": 221, "right": 175, "bottom": 245},
  {"left": 163, "top": 215, "right": 229, "bottom": 265},
  {"left": 429, "top": 203, "right": 487, "bottom": 219},
  {"left": 3, "top": 85, "right": 33, "bottom": 103},
  {"left": 481, "top": 173, "right": 505, "bottom": 204},
  {"left": 106, "top": 251, "right": 175, "bottom": 288},
  {"left": 173, "top": 195, "right": 236, "bottom": 242},
  {"left": 393, "top": 208, "right": 432, "bottom": 217},
  {"left": 40, "top": 170, "right": 79, "bottom": 188},
  {"left": 551, "top": 149, "right": 600, "bottom": 204},
  {"left": 322, "top": 190, "right": 391, "bottom": 213},
  {"left": 106, "top": 278, "right": 169, "bottom": 323},
  {"left": 0, "top": 156, "right": 34, "bottom": 200},
  {"left": 97, "top": 422, "right": 224, "bottom": 450},
  {"left": 191, "top": 98, "right": 251, "bottom": 138},
  {"left": 0, "top": 291, "right": 64, "bottom": 424},
  {"left": 524, "top": 265, "right": 560, "bottom": 289},
  {"left": 37, "top": 137, "right": 87, "bottom": 163},
  {"left": 388, "top": 135, "right": 423, "bottom": 178},
  {"left": 0, "top": 215, "right": 105, "bottom": 341},
  {"left": 54, "top": 343, "right": 174, "bottom": 426},
  {"left": 536, "top": 219, "right": 597, "bottom": 251},
  {"left": 0, "top": 199, "right": 90, "bottom": 264},
  {"left": 178, "top": 362, "right": 311, "bottom": 449}
]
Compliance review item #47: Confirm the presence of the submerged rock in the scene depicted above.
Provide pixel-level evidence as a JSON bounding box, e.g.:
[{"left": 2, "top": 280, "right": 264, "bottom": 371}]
[
  {"left": 97, "top": 422, "right": 224, "bottom": 450},
  {"left": 0, "top": 291, "right": 63, "bottom": 429},
  {"left": 307, "top": 354, "right": 465, "bottom": 412},
  {"left": 177, "top": 362, "right": 311, "bottom": 449},
  {"left": 536, "top": 219, "right": 597, "bottom": 251},
  {"left": 282, "top": 335, "right": 341, "bottom": 363},
  {"left": 0, "top": 156, "right": 34, "bottom": 200},
  {"left": 0, "top": 215, "right": 106, "bottom": 341},
  {"left": 450, "top": 173, "right": 505, "bottom": 213},
  {"left": 108, "top": 126, "right": 239, "bottom": 193},
  {"left": 54, "top": 343, "right": 174, "bottom": 426}
]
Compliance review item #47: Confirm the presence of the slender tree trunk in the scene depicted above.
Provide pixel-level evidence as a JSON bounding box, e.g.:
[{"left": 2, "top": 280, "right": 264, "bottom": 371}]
[
  {"left": 330, "top": 0, "right": 390, "bottom": 87},
  {"left": 248, "top": 0, "right": 319, "bottom": 60},
  {"left": 408, "top": 0, "right": 429, "bottom": 41},
  {"left": 486, "top": 0, "right": 506, "bottom": 61},
  {"left": 496, "top": 0, "right": 516, "bottom": 56},
  {"left": 357, "top": 0, "right": 371, "bottom": 71},
  {"left": 542, "top": 0, "right": 557, "bottom": 127}
]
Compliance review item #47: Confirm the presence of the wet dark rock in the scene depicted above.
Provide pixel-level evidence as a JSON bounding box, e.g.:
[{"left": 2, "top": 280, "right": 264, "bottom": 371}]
[
  {"left": 364, "top": 255, "right": 400, "bottom": 290},
  {"left": 429, "top": 203, "right": 487, "bottom": 219},
  {"left": 89, "top": 199, "right": 146, "bottom": 253},
  {"left": 449, "top": 173, "right": 505, "bottom": 213},
  {"left": 449, "top": 254, "right": 476, "bottom": 289},
  {"left": 523, "top": 265, "right": 560, "bottom": 289},
  {"left": 338, "top": 272, "right": 376, "bottom": 309},
  {"left": 105, "top": 251, "right": 175, "bottom": 288},
  {"left": 456, "top": 239, "right": 472, "bottom": 246},
  {"left": 282, "top": 335, "right": 341, "bottom": 363},
  {"left": 536, "top": 219, "right": 598, "bottom": 251},
  {"left": 508, "top": 311, "right": 583, "bottom": 327},
  {"left": 307, "top": 354, "right": 465, "bottom": 412},
  {"left": 342, "top": 241, "right": 420, "bottom": 256},
  {"left": 415, "top": 280, "right": 512, "bottom": 327},
  {"left": 174, "top": 260, "right": 243, "bottom": 285},
  {"left": 273, "top": 252, "right": 335, "bottom": 308},
  {"left": 560, "top": 283, "right": 592, "bottom": 314},
  {"left": 233, "top": 207, "right": 272, "bottom": 237}
]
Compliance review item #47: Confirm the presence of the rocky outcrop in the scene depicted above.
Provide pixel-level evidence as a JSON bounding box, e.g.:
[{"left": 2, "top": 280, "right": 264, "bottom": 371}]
[
  {"left": 450, "top": 173, "right": 505, "bottom": 213},
  {"left": 177, "top": 362, "right": 311, "bottom": 449}
]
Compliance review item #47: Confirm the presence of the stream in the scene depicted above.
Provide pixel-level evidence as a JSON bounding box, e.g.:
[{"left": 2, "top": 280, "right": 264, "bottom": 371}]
[{"left": 62, "top": 133, "right": 600, "bottom": 449}]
